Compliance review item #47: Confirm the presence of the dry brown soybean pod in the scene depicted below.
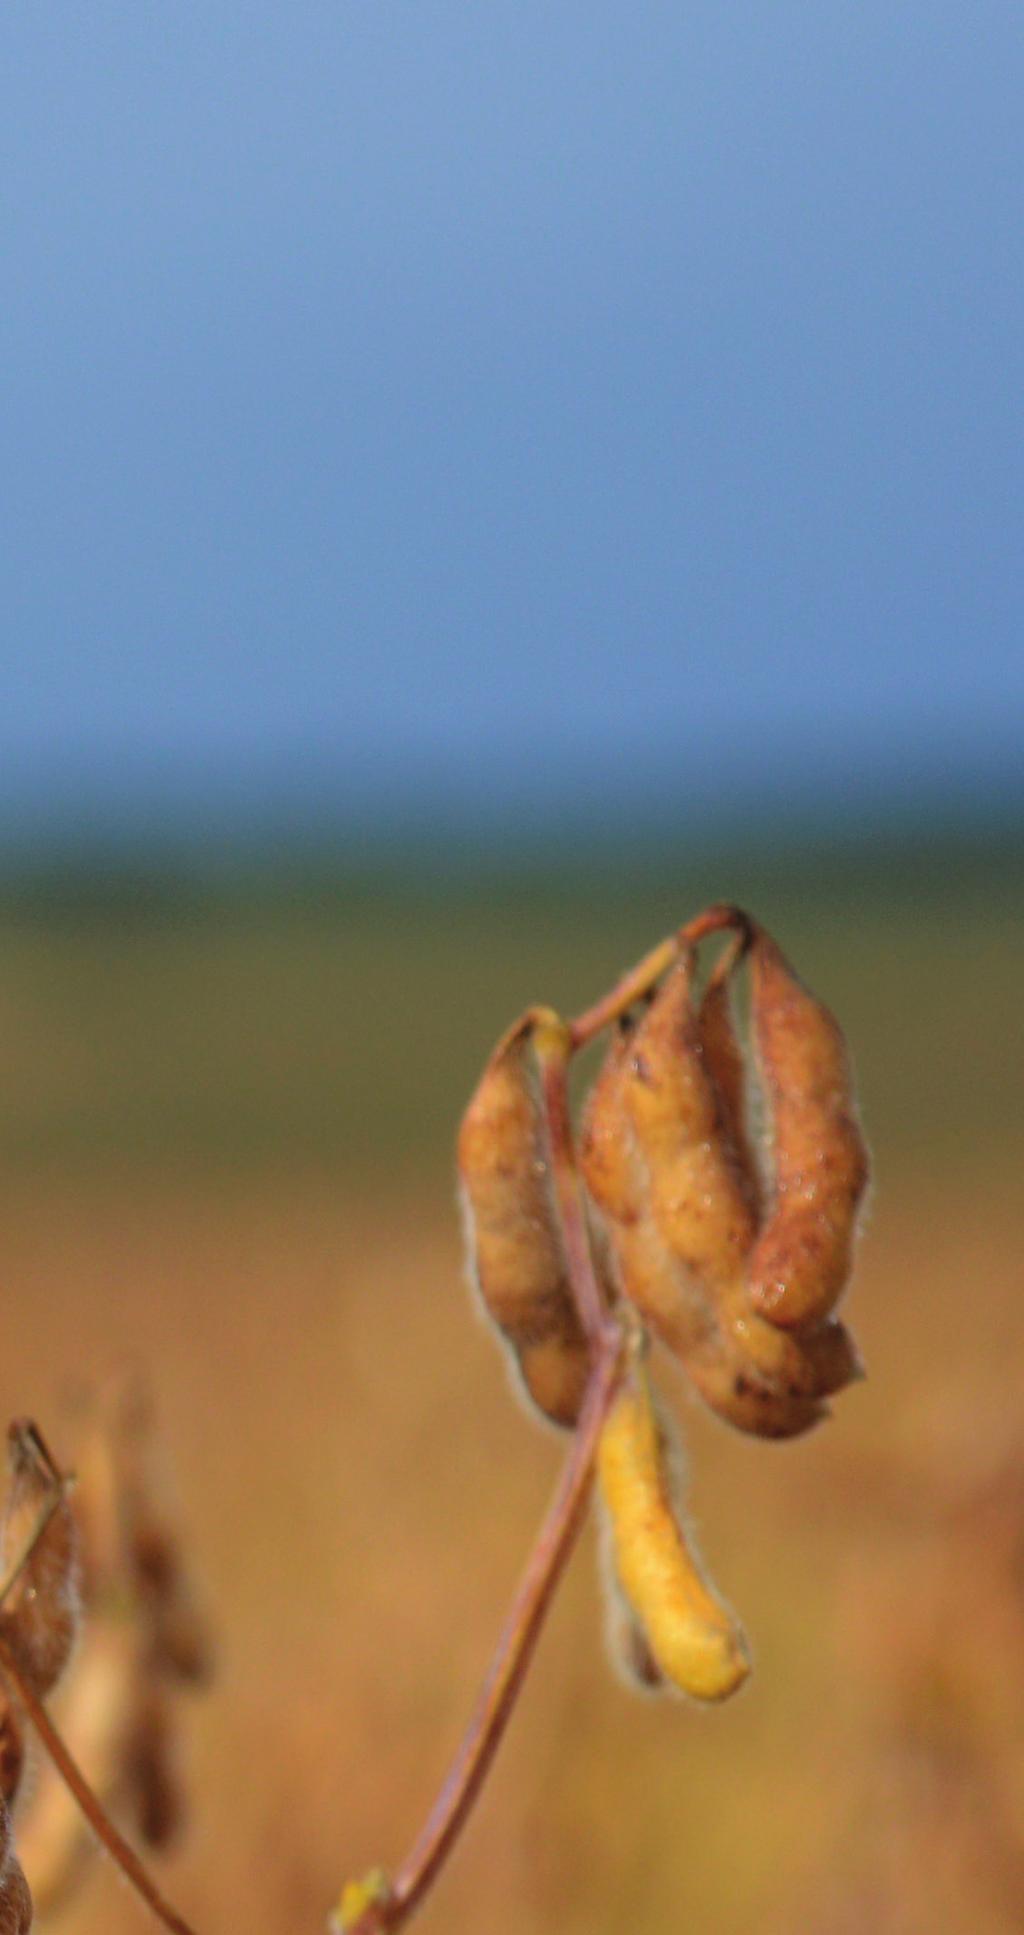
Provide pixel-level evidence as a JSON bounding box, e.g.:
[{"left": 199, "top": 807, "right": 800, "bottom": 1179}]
[
  {"left": 580, "top": 1025, "right": 713, "bottom": 1364},
  {"left": 624, "top": 952, "right": 757, "bottom": 1296},
  {"left": 0, "top": 1801, "right": 31, "bottom": 1935},
  {"left": 458, "top": 1009, "right": 591, "bottom": 1428},
  {"left": 581, "top": 1020, "right": 826, "bottom": 1438},
  {"left": 747, "top": 932, "right": 869, "bottom": 1330},
  {"left": 0, "top": 1423, "right": 79, "bottom": 1701}
]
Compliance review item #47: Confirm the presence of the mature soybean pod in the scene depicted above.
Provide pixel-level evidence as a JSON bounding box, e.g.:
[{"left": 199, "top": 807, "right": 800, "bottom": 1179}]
[
  {"left": 747, "top": 932, "right": 869, "bottom": 1329},
  {"left": 597, "top": 1360, "right": 750, "bottom": 1701},
  {"left": 0, "top": 1423, "right": 79, "bottom": 1700},
  {"left": 580, "top": 1028, "right": 713, "bottom": 1364},
  {"left": 0, "top": 1801, "right": 31, "bottom": 1935},
  {"left": 625, "top": 954, "right": 756, "bottom": 1295},
  {"left": 581, "top": 1029, "right": 828, "bottom": 1440},
  {"left": 458, "top": 1010, "right": 590, "bottom": 1428},
  {"left": 718, "top": 1283, "right": 861, "bottom": 1401},
  {"left": 125, "top": 1688, "right": 185, "bottom": 1848},
  {"left": 0, "top": 1709, "right": 23, "bottom": 1810},
  {"left": 683, "top": 1339, "right": 826, "bottom": 1440}
]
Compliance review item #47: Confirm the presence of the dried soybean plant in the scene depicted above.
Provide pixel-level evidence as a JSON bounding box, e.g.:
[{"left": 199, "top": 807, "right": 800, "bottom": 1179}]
[
  {"left": 335, "top": 903, "right": 869, "bottom": 1933},
  {"left": 0, "top": 1388, "right": 212, "bottom": 1935},
  {"left": 0, "top": 902, "right": 868, "bottom": 1935}
]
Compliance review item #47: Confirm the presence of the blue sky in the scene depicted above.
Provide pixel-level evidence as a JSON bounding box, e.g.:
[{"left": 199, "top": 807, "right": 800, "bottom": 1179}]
[{"left": 4, "top": 2, "right": 1023, "bottom": 847}]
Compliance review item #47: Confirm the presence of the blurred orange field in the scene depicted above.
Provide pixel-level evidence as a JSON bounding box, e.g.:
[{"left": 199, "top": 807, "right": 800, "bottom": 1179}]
[{"left": 0, "top": 861, "right": 1021, "bottom": 1934}]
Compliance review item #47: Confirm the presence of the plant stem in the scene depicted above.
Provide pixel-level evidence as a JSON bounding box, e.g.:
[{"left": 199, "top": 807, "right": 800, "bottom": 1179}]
[
  {"left": 342, "top": 1334, "right": 623, "bottom": 1935},
  {"left": 339, "top": 912, "right": 755, "bottom": 1931},
  {"left": 568, "top": 901, "right": 751, "bottom": 1048},
  {"left": 0, "top": 1631, "right": 200, "bottom": 1935}
]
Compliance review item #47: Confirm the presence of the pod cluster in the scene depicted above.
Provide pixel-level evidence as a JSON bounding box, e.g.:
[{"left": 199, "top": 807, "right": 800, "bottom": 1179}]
[
  {"left": 0, "top": 1804, "right": 31, "bottom": 1935},
  {"left": 582, "top": 929, "right": 868, "bottom": 1441},
  {"left": 14, "top": 1383, "right": 214, "bottom": 1916},
  {"left": 458, "top": 912, "right": 868, "bottom": 1705}
]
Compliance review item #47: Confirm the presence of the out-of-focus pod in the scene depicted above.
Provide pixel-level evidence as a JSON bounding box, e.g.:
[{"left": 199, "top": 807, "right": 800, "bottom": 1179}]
[
  {"left": 747, "top": 931, "right": 869, "bottom": 1330},
  {"left": 458, "top": 1010, "right": 592, "bottom": 1428},
  {"left": 596, "top": 1357, "right": 749, "bottom": 1701},
  {"left": 0, "top": 1422, "right": 79, "bottom": 1701},
  {"left": 14, "top": 1381, "right": 212, "bottom": 1916},
  {"left": 0, "top": 1710, "right": 24, "bottom": 1812},
  {"left": 0, "top": 1802, "right": 31, "bottom": 1935}
]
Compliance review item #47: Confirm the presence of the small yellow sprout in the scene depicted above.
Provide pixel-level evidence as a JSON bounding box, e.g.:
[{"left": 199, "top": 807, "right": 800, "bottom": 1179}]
[{"left": 332, "top": 1866, "right": 393, "bottom": 1932}]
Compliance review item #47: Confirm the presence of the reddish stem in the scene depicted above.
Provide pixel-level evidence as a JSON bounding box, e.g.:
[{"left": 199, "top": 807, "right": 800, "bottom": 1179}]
[
  {"left": 340, "top": 1010, "right": 627, "bottom": 1934},
  {"left": 568, "top": 901, "right": 753, "bottom": 1049},
  {"left": 0, "top": 1631, "right": 199, "bottom": 1935},
  {"left": 348, "top": 1337, "right": 621, "bottom": 1935}
]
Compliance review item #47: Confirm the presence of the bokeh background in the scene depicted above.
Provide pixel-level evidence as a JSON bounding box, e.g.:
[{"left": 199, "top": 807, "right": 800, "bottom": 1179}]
[{"left": 3, "top": 5, "right": 1023, "bottom": 1931}]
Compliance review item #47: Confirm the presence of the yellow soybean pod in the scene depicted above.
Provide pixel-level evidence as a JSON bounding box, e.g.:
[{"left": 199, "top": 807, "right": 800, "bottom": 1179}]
[{"left": 597, "top": 1361, "right": 750, "bottom": 1702}]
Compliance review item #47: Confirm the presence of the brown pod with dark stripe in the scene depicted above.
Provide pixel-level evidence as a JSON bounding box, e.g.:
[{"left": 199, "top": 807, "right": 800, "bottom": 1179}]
[
  {"left": 0, "top": 1711, "right": 22, "bottom": 1812},
  {"left": 458, "top": 1011, "right": 591, "bottom": 1428},
  {"left": 747, "top": 932, "right": 869, "bottom": 1330},
  {"left": 0, "top": 1422, "right": 79, "bottom": 1701}
]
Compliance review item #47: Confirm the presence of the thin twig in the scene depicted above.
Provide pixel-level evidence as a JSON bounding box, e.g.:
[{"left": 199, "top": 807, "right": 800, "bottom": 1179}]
[
  {"left": 0, "top": 1427, "right": 202, "bottom": 1935},
  {"left": 337, "top": 912, "right": 759, "bottom": 1930},
  {"left": 339, "top": 1010, "right": 628, "bottom": 1933},
  {"left": 0, "top": 1630, "right": 200, "bottom": 1935},
  {"left": 568, "top": 901, "right": 751, "bottom": 1048},
  {"left": 342, "top": 1335, "right": 623, "bottom": 1935}
]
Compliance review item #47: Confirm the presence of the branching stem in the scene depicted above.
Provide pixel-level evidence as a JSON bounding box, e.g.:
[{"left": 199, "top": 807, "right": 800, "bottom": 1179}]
[
  {"left": 568, "top": 900, "right": 752, "bottom": 1048},
  {"left": 339, "top": 1005, "right": 631, "bottom": 1934},
  {"left": 0, "top": 1431, "right": 201, "bottom": 1935},
  {"left": 341, "top": 1334, "right": 623, "bottom": 1935}
]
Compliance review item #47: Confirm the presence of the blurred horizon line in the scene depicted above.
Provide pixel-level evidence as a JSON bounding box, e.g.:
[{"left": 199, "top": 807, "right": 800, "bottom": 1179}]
[
  {"left": 1, "top": 731, "right": 1021, "bottom": 879},
  {"left": 0, "top": 778, "right": 1020, "bottom": 916}
]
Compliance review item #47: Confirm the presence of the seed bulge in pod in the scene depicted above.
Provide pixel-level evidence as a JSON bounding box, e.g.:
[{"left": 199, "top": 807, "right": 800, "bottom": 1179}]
[
  {"left": 458, "top": 1011, "right": 590, "bottom": 1428},
  {"left": 747, "top": 933, "right": 869, "bottom": 1330},
  {"left": 580, "top": 1025, "right": 713, "bottom": 1365},
  {"left": 624, "top": 953, "right": 757, "bottom": 1297}
]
